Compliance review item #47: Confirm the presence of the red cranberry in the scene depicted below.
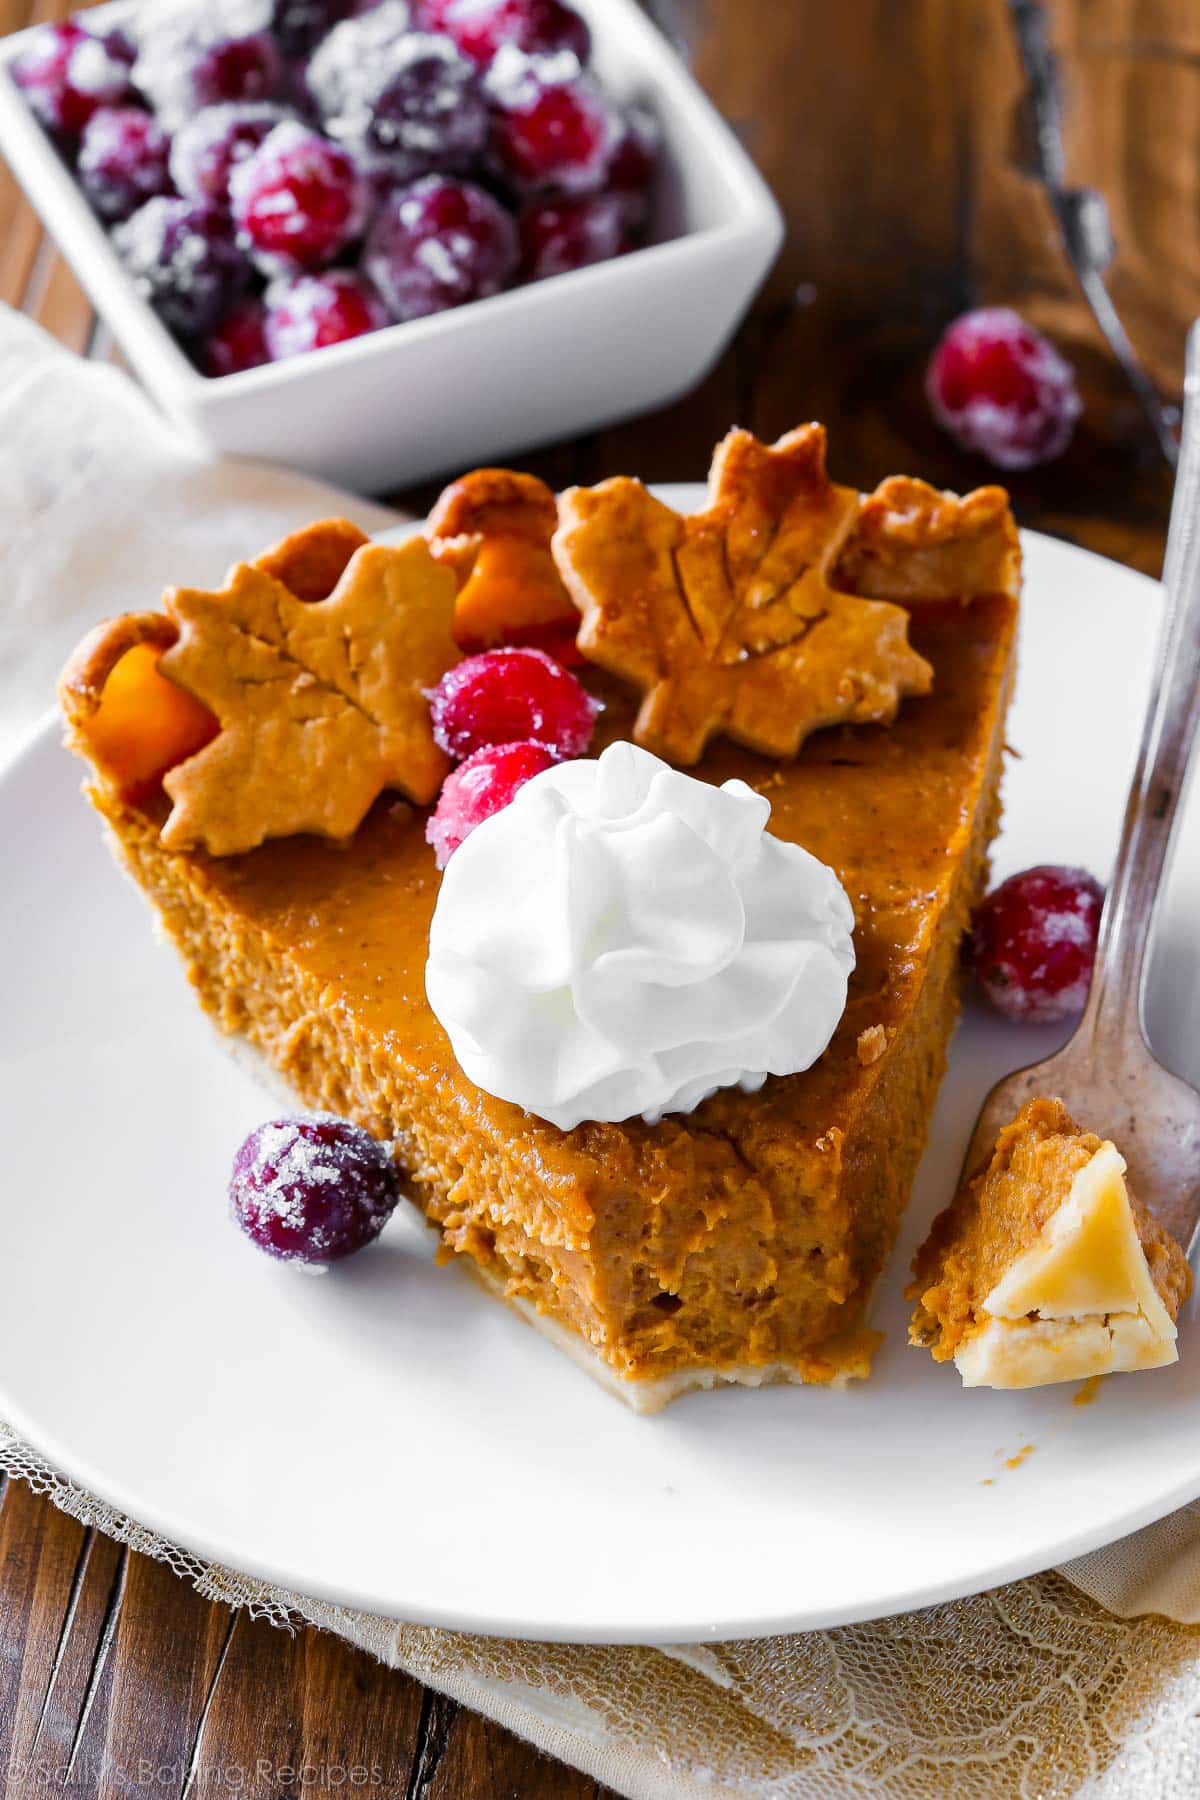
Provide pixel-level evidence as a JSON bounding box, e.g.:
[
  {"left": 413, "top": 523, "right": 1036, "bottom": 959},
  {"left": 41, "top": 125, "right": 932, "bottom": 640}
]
[
  {"left": 427, "top": 0, "right": 589, "bottom": 66},
  {"left": 426, "top": 738, "right": 556, "bottom": 866},
  {"left": 230, "top": 121, "right": 369, "bottom": 273},
  {"left": 519, "top": 191, "right": 624, "bottom": 279},
  {"left": 201, "top": 297, "right": 271, "bottom": 376},
  {"left": 306, "top": 2, "right": 416, "bottom": 120},
  {"left": 965, "top": 865, "right": 1104, "bottom": 1023},
  {"left": 77, "top": 106, "right": 173, "bottom": 224},
  {"left": 269, "top": 0, "right": 356, "bottom": 57},
  {"left": 134, "top": 15, "right": 282, "bottom": 130},
  {"left": 926, "top": 307, "right": 1082, "bottom": 471},
  {"left": 321, "top": 34, "right": 487, "bottom": 175},
  {"left": 170, "top": 102, "right": 291, "bottom": 204},
  {"left": 114, "top": 197, "right": 247, "bottom": 337},
  {"left": 264, "top": 268, "right": 388, "bottom": 357},
  {"left": 363, "top": 174, "right": 517, "bottom": 318},
  {"left": 230, "top": 1115, "right": 400, "bottom": 1265},
  {"left": 13, "top": 21, "right": 135, "bottom": 140},
  {"left": 429, "top": 647, "right": 599, "bottom": 762},
  {"left": 484, "top": 46, "right": 620, "bottom": 195}
]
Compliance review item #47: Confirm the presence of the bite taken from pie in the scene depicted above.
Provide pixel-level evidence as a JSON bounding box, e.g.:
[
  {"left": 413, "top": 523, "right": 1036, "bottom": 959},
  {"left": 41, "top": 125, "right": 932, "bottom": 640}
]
[{"left": 60, "top": 424, "right": 1029, "bottom": 1411}]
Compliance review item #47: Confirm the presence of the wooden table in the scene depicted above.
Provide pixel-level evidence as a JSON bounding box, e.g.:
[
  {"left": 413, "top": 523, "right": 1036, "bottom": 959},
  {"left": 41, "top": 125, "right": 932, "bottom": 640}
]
[{"left": 1, "top": 1, "right": 1193, "bottom": 1793}]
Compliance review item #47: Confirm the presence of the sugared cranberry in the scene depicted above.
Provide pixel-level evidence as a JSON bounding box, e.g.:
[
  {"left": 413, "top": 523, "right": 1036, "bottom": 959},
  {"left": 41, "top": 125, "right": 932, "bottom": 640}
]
[
  {"left": 114, "top": 197, "right": 247, "bottom": 337},
  {"left": 269, "top": 0, "right": 356, "bottom": 57},
  {"left": 484, "top": 46, "right": 620, "bottom": 195},
  {"left": 926, "top": 307, "right": 1082, "bottom": 471},
  {"left": 201, "top": 297, "right": 271, "bottom": 376},
  {"left": 363, "top": 174, "right": 517, "bottom": 318},
  {"left": 306, "top": 1, "right": 415, "bottom": 120},
  {"left": 320, "top": 33, "right": 486, "bottom": 175},
  {"left": 134, "top": 13, "right": 282, "bottom": 130},
  {"left": 520, "top": 192, "right": 624, "bottom": 279},
  {"left": 77, "top": 106, "right": 173, "bottom": 224},
  {"left": 427, "top": 0, "right": 589, "bottom": 67},
  {"left": 426, "top": 738, "right": 556, "bottom": 866},
  {"left": 13, "top": 21, "right": 135, "bottom": 140},
  {"left": 230, "top": 1115, "right": 400, "bottom": 1265},
  {"left": 966, "top": 865, "right": 1104, "bottom": 1023},
  {"left": 429, "top": 647, "right": 599, "bottom": 762},
  {"left": 264, "top": 268, "right": 388, "bottom": 358},
  {"left": 607, "top": 106, "right": 657, "bottom": 226},
  {"left": 170, "top": 102, "right": 290, "bottom": 204},
  {"left": 230, "top": 121, "right": 369, "bottom": 273}
]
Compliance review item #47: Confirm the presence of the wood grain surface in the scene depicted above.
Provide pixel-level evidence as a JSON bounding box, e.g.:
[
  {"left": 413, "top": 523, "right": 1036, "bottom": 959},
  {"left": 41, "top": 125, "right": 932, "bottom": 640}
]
[{"left": 1, "top": 0, "right": 1195, "bottom": 1793}]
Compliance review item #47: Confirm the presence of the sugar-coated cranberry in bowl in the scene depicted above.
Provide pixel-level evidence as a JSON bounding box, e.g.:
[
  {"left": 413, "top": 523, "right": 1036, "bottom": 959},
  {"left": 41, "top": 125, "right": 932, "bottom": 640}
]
[
  {"left": 428, "top": 647, "right": 600, "bottom": 762},
  {"left": 965, "top": 864, "right": 1104, "bottom": 1023},
  {"left": 264, "top": 268, "right": 389, "bottom": 358},
  {"left": 77, "top": 106, "right": 174, "bottom": 224},
  {"left": 229, "top": 120, "right": 370, "bottom": 274},
  {"left": 426, "top": 738, "right": 557, "bottom": 866},
  {"left": 201, "top": 296, "right": 271, "bottom": 376},
  {"left": 520, "top": 192, "right": 626, "bottom": 279},
  {"left": 363, "top": 174, "right": 518, "bottom": 318},
  {"left": 12, "top": 20, "right": 135, "bottom": 141},
  {"left": 114, "top": 197, "right": 248, "bottom": 338},
  {"left": 317, "top": 33, "right": 488, "bottom": 176},
  {"left": 421, "top": 0, "right": 590, "bottom": 67},
  {"left": 484, "top": 46, "right": 623, "bottom": 195},
  {"left": 133, "top": 12, "right": 283, "bottom": 130},
  {"left": 230, "top": 1115, "right": 401, "bottom": 1266},
  {"left": 169, "top": 102, "right": 292, "bottom": 204},
  {"left": 926, "top": 307, "right": 1082, "bottom": 471}
]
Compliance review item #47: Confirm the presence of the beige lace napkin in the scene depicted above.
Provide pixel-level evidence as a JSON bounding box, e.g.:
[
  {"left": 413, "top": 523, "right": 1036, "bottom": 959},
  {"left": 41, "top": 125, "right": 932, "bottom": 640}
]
[{"left": 5, "top": 308, "right": 1200, "bottom": 1799}]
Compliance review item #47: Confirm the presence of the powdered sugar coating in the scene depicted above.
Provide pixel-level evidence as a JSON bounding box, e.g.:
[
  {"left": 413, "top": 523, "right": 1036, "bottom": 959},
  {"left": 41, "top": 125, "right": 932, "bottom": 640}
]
[
  {"left": 319, "top": 32, "right": 487, "bottom": 177},
  {"left": 114, "top": 196, "right": 247, "bottom": 336},
  {"left": 264, "top": 268, "right": 389, "bottom": 357},
  {"left": 426, "top": 737, "right": 556, "bottom": 866},
  {"left": 170, "top": 101, "right": 292, "bottom": 202},
  {"left": 483, "top": 45, "right": 621, "bottom": 195},
  {"left": 363, "top": 173, "right": 517, "bottom": 318},
  {"left": 926, "top": 307, "right": 1082, "bottom": 472},
  {"left": 13, "top": 21, "right": 135, "bottom": 138},
  {"left": 134, "top": 3, "right": 281, "bottom": 130},
  {"left": 78, "top": 106, "right": 174, "bottom": 223},
  {"left": 305, "top": 1, "right": 415, "bottom": 118},
  {"left": 229, "top": 1115, "right": 401, "bottom": 1264},
  {"left": 229, "top": 119, "right": 370, "bottom": 273},
  {"left": 966, "top": 864, "right": 1104, "bottom": 1022}
]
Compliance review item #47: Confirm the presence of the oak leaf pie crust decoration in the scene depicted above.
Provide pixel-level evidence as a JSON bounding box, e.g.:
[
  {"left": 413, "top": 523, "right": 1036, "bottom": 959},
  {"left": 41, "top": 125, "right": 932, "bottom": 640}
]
[
  {"left": 59, "top": 519, "right": 459, "bottom": 857},
  {"left": 551, "top": 424, "right": 1018, "bottom": 765}
]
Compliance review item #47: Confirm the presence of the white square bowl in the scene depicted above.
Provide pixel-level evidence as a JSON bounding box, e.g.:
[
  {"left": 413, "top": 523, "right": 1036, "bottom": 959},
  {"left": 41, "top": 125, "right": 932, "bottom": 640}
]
[{"left": 0, "top": 0, "right": 783, "bottom": 493}]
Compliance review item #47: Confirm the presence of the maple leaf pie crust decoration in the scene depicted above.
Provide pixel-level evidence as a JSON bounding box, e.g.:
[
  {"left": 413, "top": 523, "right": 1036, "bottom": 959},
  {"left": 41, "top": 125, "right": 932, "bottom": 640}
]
[
  {"left": 552, "top": 424, "right": 1017, "bottom": 765},
  {"left": 60, "top": 519, "right": 460, "bottom": 857}
]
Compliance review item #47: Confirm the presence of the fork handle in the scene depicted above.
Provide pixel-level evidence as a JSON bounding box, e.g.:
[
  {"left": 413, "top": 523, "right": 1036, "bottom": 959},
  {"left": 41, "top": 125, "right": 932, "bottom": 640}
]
[{"left": 1080, "top": 321, "right": 1200, "bottom": 1049}]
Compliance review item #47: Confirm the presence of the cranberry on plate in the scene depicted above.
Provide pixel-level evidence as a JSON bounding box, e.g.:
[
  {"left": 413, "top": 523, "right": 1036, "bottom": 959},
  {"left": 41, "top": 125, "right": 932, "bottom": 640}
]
[
  {"left": 201, "top": 296, "right": 271, "bottom": 376},
  {"left": 169, "top": 101, "right": 291, "bottom": 204},
  {"left": 426, "top": 738, "right": 557, "bottom": 867},
  {"left": 77, "top": 106, "right": 174, "bottom": 224},
  {"left": 13, "top": 20, "right": 135, "bottom": 141},
  {"left": 363, "top": 173, "right": 518, "bottom": 318},
  {"left": 423, "top": 0, "right": 590, "bottom": 67},
  {"left": 230, "top": 120, "right": 370, "bottom": 273},
  {"left": 114, "top": 196, "right": 247, "bottom": 338},
  {"left": 926, "top": 306, "right": 1082, "bottom": 472},
  {"left": 484, "top": 45, "right": 622, "bottom": 195},
  {"left": 230, "top": 1115, "right": 401, "bottom": 1266},
  {"left": 319, "top": 33, "right": 488, "bottom": 176},
  {"left": 134, "top": 12, "right": 282, "bottom": 130},
  {"left": 428, "top": 646, "right": 600, "bottom": 761},
  {"left": 520, "top": 191, "right": 625, "bottom": 279},
  {"left": 965, "top": 864, "right": 1104, "bottom": 1024},
  {"left": 264, "top": 268, "right": 389, "bottom": 359}
]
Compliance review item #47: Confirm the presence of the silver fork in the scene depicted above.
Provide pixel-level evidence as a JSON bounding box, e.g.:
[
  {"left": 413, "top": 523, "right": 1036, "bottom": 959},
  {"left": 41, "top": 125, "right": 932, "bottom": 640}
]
[{"left": 959, "top": 322, "right": 1200, "bottom": 1249}]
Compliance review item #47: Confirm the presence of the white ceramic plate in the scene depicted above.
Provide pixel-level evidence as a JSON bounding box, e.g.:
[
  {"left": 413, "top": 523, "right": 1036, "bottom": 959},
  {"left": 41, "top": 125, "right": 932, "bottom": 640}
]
[{"left": 3, "top": 507, "right": 1198, "bottom": 1646}]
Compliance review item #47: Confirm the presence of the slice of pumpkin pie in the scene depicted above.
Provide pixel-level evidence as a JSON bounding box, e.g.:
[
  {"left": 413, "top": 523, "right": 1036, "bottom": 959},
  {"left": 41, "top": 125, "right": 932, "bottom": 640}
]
[
  {"left": 58, "top": 427, "right": 1021, "bottom": 1409},
  {"left": 909, "top": 1097, "right": 1192, "bottom": 1387}
]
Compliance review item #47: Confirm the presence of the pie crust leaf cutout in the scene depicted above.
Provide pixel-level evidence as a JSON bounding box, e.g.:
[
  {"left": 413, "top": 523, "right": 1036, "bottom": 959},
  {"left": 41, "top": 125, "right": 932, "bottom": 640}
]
[
  {"left": 427, "top": 467, "right": 582, "bottom": 653},
  {"left": 832, "top": 476, "right": 1020, "bottom": 602},
  {"left": 156, "top": 531, "right": 458, "bottom": 856},
  {"left": 551, "top": 425, "right": 938, "bottom": 765}
]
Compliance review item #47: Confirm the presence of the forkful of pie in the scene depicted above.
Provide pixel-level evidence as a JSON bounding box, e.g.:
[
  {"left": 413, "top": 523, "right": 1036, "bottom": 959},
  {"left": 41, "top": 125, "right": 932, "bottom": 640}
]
[{"left": 909, "top": 324, "right": 1200, "bottom": 1390}]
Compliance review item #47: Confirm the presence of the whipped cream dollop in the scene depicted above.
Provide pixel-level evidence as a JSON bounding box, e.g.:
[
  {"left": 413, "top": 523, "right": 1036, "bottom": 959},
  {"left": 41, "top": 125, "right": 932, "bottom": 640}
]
[{"left": 424, "top": 742, "right": 856, "bottom": 1132}]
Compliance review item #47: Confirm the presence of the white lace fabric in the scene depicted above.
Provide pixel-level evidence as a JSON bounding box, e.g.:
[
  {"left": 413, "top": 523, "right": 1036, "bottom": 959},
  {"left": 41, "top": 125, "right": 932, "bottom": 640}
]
[{"left": 6, "top": 306, "right": 1200, "bottom": 1799}]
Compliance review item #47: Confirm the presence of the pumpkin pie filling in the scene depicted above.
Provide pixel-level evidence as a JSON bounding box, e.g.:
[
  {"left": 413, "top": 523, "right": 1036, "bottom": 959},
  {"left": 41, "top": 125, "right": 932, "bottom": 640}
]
[{"left": 58, "top": 431, "right": 1020, "bottom": 1409}]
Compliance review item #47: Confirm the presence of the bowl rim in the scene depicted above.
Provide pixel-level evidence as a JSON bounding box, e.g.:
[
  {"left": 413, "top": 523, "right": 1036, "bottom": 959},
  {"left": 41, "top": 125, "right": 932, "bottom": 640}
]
[{"left": 0, "top": 0, "right": 784, "bottom": 399}]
